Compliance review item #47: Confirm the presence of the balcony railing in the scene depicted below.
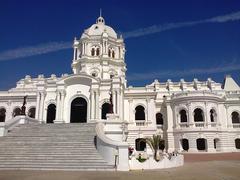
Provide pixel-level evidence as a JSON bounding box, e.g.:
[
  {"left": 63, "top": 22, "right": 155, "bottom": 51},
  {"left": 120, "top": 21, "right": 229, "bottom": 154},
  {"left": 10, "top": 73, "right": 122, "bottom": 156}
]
[
  {"left": 135, "top": 120, "right": 146, "bottom": 126},
  {"left": 195, "top": 122, "right": 205, "bottom": 127},
  {"left": 179, "top": 122, "right": 189, "bottom": 128},
  {"left": 233, "top": 123, "right": 240, "bottom": 128},
  {"left": 210, "top": 122, "right": 217, "bottom": 127}
]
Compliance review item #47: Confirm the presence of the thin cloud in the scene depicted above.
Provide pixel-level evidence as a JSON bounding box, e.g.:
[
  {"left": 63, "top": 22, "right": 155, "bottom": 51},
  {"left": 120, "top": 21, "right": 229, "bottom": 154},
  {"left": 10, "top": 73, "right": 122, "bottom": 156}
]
[
  {"left": 123, "top": 11, "right": 240, "bottom": 38},
  {"left": 128, "top": 62, "right": 240, "bottom": 81},
  {"left": 0, "top": 11, "right": 240, "bottom": 61},
  {"left": 0, "top": 41, "right": 72, "bottom": 61}
]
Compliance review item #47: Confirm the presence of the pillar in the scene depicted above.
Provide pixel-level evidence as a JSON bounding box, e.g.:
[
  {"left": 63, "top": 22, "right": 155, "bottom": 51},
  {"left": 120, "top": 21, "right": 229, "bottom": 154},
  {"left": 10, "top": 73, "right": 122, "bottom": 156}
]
[
  {"left": 39, "top": 92, "right": 45, "bottom": 122},
  {"left": 90, "top": 90, "right": 95, "bottom": 120},
  {"left": 60, "top": 90, "right": 66, "bottom": 121},
  {"left": 35, "top": 92, "right": 40, "bottom": 120},
  {"left": 95, "top": 91, "right": 99, "bottom": 119},
  {"left": 55, "top": 91, "right": 61, "bottom": 120}
]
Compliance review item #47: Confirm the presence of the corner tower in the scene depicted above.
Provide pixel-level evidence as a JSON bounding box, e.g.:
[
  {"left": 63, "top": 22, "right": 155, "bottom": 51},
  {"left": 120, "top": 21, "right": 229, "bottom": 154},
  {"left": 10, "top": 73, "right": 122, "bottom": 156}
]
[{"left": 71, "top": 16, "right": 126, "bottom": 82}]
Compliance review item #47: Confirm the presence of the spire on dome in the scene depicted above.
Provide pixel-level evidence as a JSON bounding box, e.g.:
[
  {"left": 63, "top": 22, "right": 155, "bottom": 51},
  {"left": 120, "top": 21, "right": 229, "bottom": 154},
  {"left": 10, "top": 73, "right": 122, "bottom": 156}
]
[{"left": 96, "top": 9, "right": 105, "bottom": 25}]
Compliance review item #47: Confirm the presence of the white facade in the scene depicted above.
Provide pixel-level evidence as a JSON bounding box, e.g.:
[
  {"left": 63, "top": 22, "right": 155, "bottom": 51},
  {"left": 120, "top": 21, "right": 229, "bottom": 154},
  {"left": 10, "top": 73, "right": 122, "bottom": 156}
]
[{"left": 0, "top": 16, "right": 240, "bottom": 153}]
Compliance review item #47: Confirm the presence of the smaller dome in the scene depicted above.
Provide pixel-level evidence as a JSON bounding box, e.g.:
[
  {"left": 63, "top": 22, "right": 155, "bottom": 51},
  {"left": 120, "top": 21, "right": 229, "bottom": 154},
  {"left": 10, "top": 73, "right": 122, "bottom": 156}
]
[{"left": 82, "top": 16, "right": 118, "bottom": 39}]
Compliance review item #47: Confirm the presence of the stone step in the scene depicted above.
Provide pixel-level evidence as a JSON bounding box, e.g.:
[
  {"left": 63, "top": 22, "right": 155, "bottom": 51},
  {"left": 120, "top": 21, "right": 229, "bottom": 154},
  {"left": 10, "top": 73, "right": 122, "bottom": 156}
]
[{"left": 0, "top": 123, "right": 113, "bottom": 170}]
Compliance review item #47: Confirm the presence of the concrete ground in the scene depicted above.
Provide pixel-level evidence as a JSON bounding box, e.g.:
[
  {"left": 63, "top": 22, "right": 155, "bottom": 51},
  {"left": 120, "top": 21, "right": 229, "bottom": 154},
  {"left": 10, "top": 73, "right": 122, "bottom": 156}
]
[{"left": 0, "top": 153, "right": 240, "bottom": 180}]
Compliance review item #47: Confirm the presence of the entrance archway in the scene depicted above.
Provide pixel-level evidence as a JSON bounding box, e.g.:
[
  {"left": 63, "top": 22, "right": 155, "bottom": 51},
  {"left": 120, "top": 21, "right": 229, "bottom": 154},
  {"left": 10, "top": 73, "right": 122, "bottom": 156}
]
[
  {"left": 70, "top": 97, "right": 87, "bottom": 123},
  {"left": 214, "top": 138, "right": 220, "bottom": 151},
  {"left": 101, "top": 103, "right": 110, "bottom": 120},
  {"left": 46, "top": 104, "right": 56, "bottom": 123}
]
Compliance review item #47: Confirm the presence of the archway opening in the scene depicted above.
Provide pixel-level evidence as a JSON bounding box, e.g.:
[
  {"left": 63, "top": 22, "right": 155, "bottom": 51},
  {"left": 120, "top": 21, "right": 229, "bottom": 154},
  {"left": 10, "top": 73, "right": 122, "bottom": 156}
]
[
  {"left": 180, "top": 110, "right": 187, "bottom": 123},
  {"left": 196, "top": 138, "right": 207, "bottom": 151},
  {"left": 135, "top": 138, "right": 146, "bottom": 151},
  {"left": 101, "top": 103, "right": 110, "bottom": 120},
  {"left": 70, "top": 97, "right": 87, "bottom": 123},
  {"left": 135, "top": 105, "right": 145, "bottom": 120},
  {"left": 156, "top": 113, "right": 163, "bottom": 125},
  {"left": 28, "top": 107, "right": 36, "bottom": 118},
  {"left": 232, "top": 112, "right": 240, "bottom": 123},
  {"left": 13, "top": 107, "right": 21, "bottom": 117},
  {"left": 47, "top": 104, "right": 56, "bottom": 123},
  {"left": 181, "top": 139, "right": 189, "bottom": 151},
  {"left": 194, "top": 108, "right": 204, "bottom": 122},
  {"left": 235, "top": 139, "right": 240, "bottom": 149},
  {"left": 0, "top": 108, "right": 6, "bottom": 122}
]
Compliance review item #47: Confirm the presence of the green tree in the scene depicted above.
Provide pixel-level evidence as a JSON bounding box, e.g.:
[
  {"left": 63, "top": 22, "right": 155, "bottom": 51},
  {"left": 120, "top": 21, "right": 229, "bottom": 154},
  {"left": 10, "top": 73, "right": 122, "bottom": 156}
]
[{"left": 144, "top": 134, "right": 165, "bottom": 161}]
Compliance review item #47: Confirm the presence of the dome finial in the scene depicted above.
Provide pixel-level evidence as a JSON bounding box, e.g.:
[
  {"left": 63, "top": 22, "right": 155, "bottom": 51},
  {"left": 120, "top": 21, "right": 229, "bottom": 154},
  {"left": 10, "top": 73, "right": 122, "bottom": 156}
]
[{"left": 96, "top": 9, "right": 105, "bottom": 25}]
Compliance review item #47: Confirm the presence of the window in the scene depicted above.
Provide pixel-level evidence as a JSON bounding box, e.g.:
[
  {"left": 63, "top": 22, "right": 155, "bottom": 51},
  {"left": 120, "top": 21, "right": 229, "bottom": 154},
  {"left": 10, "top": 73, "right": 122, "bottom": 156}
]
[
  {"left": 180, "top": 109, "right": 187, "bottom": 123},
  {"left": 112, "top": 51, "right": 115, "bottom": 58},
  {"left": 0, "top": 108, "right": 6, "bottom": 122},
  {"left": 196, "top": 138, "right": 207, "bottom": 151},
  {"left": 210, "top": 109, "right": 216, "bottom": 122},
  {"left": 135, "top": 106, "right": 145, "bottom": 120},
  {"left": 232, "top": 112, "right": 240, "bottom": 124},
  {"left": 194, "top": 108, "right": 204, "bottom": 122},
  {"left": 91, "top": 48, "right": 95, "bottom": 56},
  {"left": 96, "top": 48, "right": 100, "bottom": 56},
  {"left": 235, "top": 139, "right": 240, "bottom": 149},
  {"left": 91, "top": 72, "right": 97, "bottom": 77},
  {"left": 156, "top": 113, "right": 163, "bottom": 125},
  {"left": 181, "top": 139, "right": 189, "bottom": 151},
  {"left": 135, "top": 138, "right": 146, "bottom": 151},
  {"left": 110, "top": 74, "right": 114, "bottom": 79},
  {"left": 108, "top": 49, "right": 111, "bottom": 57}
]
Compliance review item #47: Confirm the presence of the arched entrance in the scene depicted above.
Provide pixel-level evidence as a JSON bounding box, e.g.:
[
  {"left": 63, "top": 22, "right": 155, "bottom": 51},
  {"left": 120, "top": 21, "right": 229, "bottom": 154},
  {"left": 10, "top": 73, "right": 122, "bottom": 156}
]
[
  {"left": 101, "top": 103, "right": 110, "bottom": 120},
  {"left": 214, "top": 138, "right": 220, "bottom": 151},
  {"left": 70, "top": 97, "right": 87, "bottom": 123},
  {"left": 46, "top": 104, "right": 56, "bottom": 123}
]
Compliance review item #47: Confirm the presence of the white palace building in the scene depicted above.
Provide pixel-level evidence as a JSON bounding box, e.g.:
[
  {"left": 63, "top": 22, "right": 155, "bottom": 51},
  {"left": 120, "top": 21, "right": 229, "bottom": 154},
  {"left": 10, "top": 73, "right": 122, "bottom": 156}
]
[{"left": 0, "top": 15, "right": 239, "bottom": 170}]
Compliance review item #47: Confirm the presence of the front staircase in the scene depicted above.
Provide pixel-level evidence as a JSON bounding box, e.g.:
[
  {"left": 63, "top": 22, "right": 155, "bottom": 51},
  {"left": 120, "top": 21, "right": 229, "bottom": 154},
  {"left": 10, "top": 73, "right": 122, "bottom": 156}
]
[{"left": 0, "top": 123, "right": 114, "bottom": 170}]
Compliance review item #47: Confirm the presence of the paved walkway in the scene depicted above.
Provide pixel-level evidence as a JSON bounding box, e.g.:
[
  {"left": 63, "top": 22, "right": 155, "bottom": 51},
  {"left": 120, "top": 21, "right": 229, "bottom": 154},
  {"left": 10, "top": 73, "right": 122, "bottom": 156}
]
[{"left": 0, "top": 153, "right": 239, "bottom": 180}]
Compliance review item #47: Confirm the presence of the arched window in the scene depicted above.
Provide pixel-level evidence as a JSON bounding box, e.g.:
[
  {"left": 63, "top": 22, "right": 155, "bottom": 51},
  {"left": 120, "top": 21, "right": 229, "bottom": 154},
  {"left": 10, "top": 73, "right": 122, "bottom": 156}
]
[
  {"left": 135, "top": 138, "right": 146, "bottom": 151},
  {"left": 156, "top": 113, "right": 163, "bottom": 125},
  {"left": 135, "top": 105, "right": 145, "bottom": 120},
  {"left": 196, "top": 138, "right": 207, "bottom": 151},
  {"left": 108, "top": 49, "right": 111, "bottom": 57},
  {"left": 232, "top": 111, "right": 240, "bottom": 124},
  {"left": 112, "top": 51, "right": 115, "bottom": 58},
  {"left": 0, "top": 108, "right": 6, "bottom": 122},
  {"left": 91, "top": 72, "right": 97, "bottom": 77},
  {"left": 214, "top": 138, "right": 220, "bottom": 150},
  {"left": 194, "top": 108, "right": 204, "bottom": 122},
  {"left": 180, "top": 109, "right": 187, "bottom": 123},
  {"left": 28, "top": 107, "right": 36, "bottom": 118},
  {"left": 210, "top": 109, "right": 216, "bottom": 122},
  {"left": 235, "top": 139, "right": 240, "bottom": 149},
  {"left": 101, "top": 103, "right": 110, "bottom": 120},
  {"left": 91, "top": 48, "right": 95, "bottom": 56},
  {"left": 181, "top": 139, "right": 189, "bottom": 151},
  {"left": 96, "top": 48, "right": 100, "bottom": 56},
  {"left": 13, "top": 107, "right": 21, "bottom": 117}
]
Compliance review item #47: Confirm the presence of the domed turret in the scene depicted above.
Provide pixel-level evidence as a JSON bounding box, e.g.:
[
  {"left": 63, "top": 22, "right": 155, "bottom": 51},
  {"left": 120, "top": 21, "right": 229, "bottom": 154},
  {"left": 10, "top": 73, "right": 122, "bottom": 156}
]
[{"left": 71, "top": 15, "right": 126, "bottom": 82}]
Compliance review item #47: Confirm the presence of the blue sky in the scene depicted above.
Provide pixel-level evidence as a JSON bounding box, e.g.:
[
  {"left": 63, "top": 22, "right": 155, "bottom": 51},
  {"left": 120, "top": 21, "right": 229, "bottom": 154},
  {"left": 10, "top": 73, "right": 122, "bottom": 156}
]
[{"left": 0, "top": 0, "right": 240, "bottom": 90}]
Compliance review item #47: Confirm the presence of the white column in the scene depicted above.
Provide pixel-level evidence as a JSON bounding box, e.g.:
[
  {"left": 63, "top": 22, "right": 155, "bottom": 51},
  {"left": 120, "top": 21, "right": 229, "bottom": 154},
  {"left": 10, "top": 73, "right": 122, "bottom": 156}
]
[
  {"left": 166, "top": 102, "right": 174, "bottom": 152},
  {"left": 117, "top": 90, "right": 121, "bottom": 116},
  {"left": 188, "top": 103, "right": 194, "bottom": 127},
  {"left": 188, "top": 138, "right": 198, "bottom": 152},
  {"left": 55, "top": 91, "right": 61, "bottom": 120},
  {"left": 35, "top": 92, "right": 40, "bottom": 119},
  {"left": 90, "top": 90, "right": 95, "bottom": 120},
  {"left": 128, "top": 99, "right": 133, "bottom": 123},
  {"left": 39, "top": 92, "right": 45, "bottom": 122},
  {"left": 60, "top": 91, "right": 66, "bottom": 121},
  {"left": 113, "top": 91, "right": 116, "bottom": 114},
  {"left": 95, "top": 91, "right": 99, "bottom": 119}
]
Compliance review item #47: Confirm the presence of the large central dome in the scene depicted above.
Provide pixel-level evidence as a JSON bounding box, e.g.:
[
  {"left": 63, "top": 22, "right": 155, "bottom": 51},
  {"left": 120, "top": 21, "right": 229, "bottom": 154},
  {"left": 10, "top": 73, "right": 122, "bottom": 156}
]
[{"left": 82, "top": 16, "right": 118, "bottom": 39}]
